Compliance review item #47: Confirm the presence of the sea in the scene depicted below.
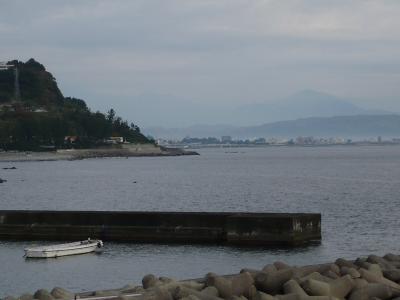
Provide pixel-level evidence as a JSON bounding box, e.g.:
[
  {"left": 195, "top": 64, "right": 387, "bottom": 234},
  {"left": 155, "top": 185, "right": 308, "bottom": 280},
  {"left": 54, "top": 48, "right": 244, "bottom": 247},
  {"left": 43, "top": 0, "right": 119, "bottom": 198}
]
[{"left": 1, "top": 145, "right": 400, "bottom": 297}]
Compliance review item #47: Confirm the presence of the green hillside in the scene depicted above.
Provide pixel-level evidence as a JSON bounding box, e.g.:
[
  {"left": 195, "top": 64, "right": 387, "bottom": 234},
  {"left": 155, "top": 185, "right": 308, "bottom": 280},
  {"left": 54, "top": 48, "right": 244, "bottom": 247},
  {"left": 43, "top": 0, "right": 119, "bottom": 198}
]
[
  {"left": 0, "top": 58, "right": 150, "bottom": 150},
  {"left": 0, "top": 59, "right": 64, "bottom": 106}
]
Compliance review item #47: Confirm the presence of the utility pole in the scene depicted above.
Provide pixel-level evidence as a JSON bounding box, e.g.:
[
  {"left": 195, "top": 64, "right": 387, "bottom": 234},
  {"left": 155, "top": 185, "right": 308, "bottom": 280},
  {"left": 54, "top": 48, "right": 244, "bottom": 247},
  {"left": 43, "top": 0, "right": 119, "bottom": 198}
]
[{"left": 14, "top": 66, "right": 20, "bottom": 102}]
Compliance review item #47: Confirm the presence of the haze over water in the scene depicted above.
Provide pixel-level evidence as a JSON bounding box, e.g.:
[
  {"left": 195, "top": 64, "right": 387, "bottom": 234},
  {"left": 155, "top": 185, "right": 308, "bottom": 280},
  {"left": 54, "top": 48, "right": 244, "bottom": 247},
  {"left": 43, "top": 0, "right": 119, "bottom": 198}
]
[{"left": 1, "top": 146, "right": 400, "bottom": 296}]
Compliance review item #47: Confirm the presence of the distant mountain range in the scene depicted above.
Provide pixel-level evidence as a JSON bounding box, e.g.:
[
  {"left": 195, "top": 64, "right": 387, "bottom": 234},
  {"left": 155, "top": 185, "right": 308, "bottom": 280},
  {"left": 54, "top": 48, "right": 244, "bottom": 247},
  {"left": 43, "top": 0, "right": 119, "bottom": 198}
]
[
  {"left": 233, "top": 90, "right": 389, "bottom": 124},
  {"left": 144, "top": 89, "right": 398, "bottom": 139},
  {"left": 234, "top": 114, "right": 400, "bottom": 139},
  {"left": 145, "top": 115, "right": 400, "bottom": 140},
  {"left": 133, "top": 89, "right": 392, "bottom": 128}
]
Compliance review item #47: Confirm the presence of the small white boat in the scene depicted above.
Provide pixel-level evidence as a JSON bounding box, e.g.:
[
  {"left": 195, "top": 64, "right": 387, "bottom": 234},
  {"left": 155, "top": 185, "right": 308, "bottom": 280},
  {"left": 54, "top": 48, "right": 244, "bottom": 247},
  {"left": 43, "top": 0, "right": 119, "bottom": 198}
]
[{"left": 24, "top": 238, "right": 103, "bottom": 258}]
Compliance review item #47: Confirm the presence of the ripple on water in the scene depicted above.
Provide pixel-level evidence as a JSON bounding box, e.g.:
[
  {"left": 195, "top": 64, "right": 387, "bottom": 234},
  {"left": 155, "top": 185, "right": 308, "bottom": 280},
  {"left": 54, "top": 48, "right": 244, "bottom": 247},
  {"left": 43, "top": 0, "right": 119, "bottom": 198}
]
[{"left": 1, "top": 146, "right": 400, "bottom": 296}]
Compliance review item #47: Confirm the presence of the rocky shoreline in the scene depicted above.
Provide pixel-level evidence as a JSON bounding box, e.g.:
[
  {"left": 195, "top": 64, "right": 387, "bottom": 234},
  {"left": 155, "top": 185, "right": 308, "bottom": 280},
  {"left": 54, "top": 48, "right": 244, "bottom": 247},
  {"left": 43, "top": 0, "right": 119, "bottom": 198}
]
[
  {"left": 0, "top": 145, "right": 199, "bottom": 162},
  {"left": 6, "top": 253, "right": 400, "bottom": 300}
]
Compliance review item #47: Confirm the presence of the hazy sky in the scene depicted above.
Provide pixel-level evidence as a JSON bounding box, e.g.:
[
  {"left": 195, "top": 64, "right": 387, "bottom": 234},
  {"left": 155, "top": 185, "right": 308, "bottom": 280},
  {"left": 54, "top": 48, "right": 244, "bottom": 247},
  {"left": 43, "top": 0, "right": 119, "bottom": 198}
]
[{"left": 1, "top": 0, "right": 400, "bottom": 127}]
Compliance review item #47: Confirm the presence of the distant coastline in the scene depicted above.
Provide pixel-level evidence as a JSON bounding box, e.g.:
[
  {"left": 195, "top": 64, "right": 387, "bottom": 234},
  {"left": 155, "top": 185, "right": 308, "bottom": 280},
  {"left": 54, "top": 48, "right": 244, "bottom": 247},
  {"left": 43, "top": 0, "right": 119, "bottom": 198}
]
[
  {"left": 164, "top": 141, "right": 400, "bottom": 150},
  {"left": 0, "top": 144, "right": 199, "bottom": 162}
]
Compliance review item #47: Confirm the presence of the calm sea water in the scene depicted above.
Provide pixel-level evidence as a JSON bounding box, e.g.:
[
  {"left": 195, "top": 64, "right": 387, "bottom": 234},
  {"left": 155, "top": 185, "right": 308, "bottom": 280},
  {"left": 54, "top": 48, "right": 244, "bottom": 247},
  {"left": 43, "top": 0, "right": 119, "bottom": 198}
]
[{"left": 1, "top": 146, "right": 400, "bottom": 297}]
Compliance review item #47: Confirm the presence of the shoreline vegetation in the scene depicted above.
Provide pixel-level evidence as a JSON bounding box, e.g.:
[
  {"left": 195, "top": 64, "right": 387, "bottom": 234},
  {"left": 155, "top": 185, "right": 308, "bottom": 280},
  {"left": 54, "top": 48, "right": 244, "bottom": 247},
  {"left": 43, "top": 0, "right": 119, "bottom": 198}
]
[
  {"left": 0, "top": 144, "right": 199, "bottom": 162},
  {"left": 0, "top": 59, "right": 153, "bottom": 152},
  {"left": 0, "top": 59, "right": 201, "bottom": 161},
  {"left": 6, "top": 253, "right": 400, "bottom": 300}
]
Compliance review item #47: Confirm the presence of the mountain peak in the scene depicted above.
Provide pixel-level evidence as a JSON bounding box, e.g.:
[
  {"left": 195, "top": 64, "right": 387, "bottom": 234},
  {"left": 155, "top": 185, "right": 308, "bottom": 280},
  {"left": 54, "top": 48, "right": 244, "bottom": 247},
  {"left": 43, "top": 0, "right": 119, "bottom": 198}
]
[{"left": 234, "top": 90, "right": 369, "bottom": 125}]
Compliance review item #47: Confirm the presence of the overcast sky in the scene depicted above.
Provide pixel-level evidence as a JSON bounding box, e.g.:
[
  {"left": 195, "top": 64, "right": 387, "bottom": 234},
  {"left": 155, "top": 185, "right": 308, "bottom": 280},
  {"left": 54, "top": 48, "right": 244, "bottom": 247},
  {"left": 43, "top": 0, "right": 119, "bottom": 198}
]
[{"left": 1, "top": 0, "right": 400, "bottom": 127}]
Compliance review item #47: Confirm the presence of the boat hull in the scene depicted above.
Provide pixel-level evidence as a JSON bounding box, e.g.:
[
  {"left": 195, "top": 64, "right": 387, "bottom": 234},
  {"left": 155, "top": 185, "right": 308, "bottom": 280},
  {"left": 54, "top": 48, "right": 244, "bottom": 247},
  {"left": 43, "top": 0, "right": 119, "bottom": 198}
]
[{"left": 24, "top": 240, "right": 102, "bottom": 258}]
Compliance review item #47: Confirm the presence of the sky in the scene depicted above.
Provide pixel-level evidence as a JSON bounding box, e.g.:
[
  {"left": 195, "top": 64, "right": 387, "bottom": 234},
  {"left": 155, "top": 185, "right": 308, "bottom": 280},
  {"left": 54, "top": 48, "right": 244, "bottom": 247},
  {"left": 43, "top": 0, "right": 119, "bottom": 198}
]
[{"left": 1, "top": 0, "right": 400, "bottom": 127}]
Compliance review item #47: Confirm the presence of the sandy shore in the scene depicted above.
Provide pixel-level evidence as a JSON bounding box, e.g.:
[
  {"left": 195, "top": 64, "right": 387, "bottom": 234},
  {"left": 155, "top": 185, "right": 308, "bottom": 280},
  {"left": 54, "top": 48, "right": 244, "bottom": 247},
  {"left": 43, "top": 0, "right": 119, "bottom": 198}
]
[{"left": 0, "top": 144, "right": 198, "bottom": 162}]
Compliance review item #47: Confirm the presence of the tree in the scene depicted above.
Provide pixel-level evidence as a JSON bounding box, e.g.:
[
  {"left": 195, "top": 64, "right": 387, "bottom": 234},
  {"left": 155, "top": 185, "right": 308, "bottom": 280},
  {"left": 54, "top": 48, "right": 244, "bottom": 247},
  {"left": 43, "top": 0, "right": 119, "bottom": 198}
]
[{"left": 107, "top": 108, "right": 115, "bottom": 123}]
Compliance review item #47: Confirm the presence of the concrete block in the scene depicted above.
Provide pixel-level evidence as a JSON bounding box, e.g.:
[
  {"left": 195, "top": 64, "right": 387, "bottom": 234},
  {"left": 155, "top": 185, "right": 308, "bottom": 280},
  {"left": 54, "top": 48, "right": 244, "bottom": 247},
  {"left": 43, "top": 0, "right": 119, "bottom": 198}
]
[
  {"left": 255, "top": 269, "right": 294, "bottom": 294},
  {"left": 33, "top": 289, "right": 54, "bottom": 300},
  {"left": 50, "top": 287, "right": 74, "bottom": 299},
  {"left": 348, "top": 283, "right": 392, "bottom": 300}
]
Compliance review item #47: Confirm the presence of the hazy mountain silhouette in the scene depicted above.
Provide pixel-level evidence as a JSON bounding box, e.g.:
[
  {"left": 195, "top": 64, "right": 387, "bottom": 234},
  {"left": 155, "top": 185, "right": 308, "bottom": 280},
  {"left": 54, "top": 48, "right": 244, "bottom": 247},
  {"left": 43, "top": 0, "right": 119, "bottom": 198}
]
[
  {"left": 234, "top": 89, "right": 388, "bottom": 124},
  {"left": 233, "top": 114, "right": 400, "bottom": 139},
  {"left": 133, "top": 89, "right": 391, "bottom": 128},
  {"left": 145, "top": 124, "right": 237, "bottom": 140},
  {"left": 145, "top": 115, "right": 400, "bottom": 140},
  {"left": 145, "top": 90, "right": 396, "bottom": 139}
]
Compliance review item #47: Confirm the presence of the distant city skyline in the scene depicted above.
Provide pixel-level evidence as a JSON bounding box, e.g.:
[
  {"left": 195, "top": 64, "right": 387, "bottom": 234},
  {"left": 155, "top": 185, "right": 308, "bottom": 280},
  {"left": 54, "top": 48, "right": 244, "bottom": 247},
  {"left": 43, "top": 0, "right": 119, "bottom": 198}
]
[{"left": 1, "top": 1, "right": 400, "bottom": 127}]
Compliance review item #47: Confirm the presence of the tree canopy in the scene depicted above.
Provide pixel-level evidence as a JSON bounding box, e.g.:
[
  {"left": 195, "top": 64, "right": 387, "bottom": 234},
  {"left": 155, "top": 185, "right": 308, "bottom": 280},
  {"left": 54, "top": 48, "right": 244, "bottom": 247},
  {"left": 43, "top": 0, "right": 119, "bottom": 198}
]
[{"left": 0, "top": 58, "right": 150, "bottom": 150}]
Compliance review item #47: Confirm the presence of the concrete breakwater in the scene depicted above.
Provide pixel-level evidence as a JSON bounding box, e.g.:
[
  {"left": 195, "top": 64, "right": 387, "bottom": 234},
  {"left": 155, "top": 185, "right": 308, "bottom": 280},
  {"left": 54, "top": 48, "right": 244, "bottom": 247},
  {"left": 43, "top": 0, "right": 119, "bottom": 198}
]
[
  {"left": 0, "top": 211, "right": 320, "bottom": 246},
  {"left": 6, "top": 253, "right": 400, "bottom": 300}
]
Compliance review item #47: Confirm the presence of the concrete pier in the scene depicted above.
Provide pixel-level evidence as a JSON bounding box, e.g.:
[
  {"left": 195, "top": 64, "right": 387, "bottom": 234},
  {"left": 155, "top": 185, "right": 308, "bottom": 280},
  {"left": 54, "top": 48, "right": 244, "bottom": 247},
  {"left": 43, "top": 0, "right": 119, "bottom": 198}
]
[{"left": 0, "top": 210, "right": 321, "bottom": 246}]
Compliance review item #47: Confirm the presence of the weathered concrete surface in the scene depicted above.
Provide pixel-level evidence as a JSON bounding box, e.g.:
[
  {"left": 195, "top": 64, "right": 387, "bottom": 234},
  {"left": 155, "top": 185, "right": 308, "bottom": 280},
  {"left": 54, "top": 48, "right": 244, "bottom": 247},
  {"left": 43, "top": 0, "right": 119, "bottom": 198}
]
[
  {"left": 0, "top": 211, "right": 321, "bottom": 246},
  {"left": 225, "top": 213, "right": 320, "bottom": 246}
]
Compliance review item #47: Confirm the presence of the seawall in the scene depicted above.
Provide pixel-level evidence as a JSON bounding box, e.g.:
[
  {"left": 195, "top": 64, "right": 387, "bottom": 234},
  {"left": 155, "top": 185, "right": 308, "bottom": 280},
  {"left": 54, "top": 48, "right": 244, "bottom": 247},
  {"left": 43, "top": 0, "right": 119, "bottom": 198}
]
[
  {"left": 0, "top": 210, "right": 321, "bottom": 246},
  {"left": 8, "top": 253, "right": 400, "bottom": 300}
]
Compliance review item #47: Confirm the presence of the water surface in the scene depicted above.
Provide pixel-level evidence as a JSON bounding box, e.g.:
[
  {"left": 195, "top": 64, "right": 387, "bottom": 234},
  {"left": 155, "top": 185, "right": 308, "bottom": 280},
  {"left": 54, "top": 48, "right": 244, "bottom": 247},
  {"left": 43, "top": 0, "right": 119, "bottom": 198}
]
[{"left": 1, "top": 146, "right": 399, "bottom": 296}]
